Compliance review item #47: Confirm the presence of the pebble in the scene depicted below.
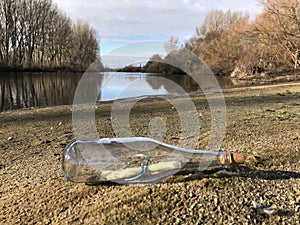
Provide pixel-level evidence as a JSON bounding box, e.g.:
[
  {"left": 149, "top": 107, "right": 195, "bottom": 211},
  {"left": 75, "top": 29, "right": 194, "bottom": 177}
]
[{"left": 214, "top": 197, "right": 218, "bottom": 206}]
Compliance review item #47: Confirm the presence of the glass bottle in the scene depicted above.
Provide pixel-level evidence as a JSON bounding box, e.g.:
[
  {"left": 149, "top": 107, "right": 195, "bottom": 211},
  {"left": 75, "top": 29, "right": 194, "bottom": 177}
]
[{"left": 62, "top": 137, "right": 244, "bottom": 184}]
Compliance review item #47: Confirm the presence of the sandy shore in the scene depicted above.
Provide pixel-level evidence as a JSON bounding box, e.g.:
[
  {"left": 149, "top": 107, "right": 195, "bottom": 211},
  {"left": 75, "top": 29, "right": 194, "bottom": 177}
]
[{"left": 0, "top": 82, "right": 300, "bottom": 224}]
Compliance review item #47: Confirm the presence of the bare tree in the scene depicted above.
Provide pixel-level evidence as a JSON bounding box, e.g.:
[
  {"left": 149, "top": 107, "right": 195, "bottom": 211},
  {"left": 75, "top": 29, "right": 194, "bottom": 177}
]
[
  {"left": 0, "top": 0, "right": 99, "bottom": 71},
  {"left": 197, "top": 10, "right": 249, "bottom": 36},
  {"left": 257, "top": 0, "right": 300, "bottom": 70},
  {"left": 165, "top": 35, "right": 180, "bottom": 53},
  {"left": 192, "top": 9, "right": 250, "bottom": 75},
  {"left": 0, "top": 0, "right": 16, "bottom": 64},
  {"left": 71, "top": 20, "right": 99, "bottom": 70}
]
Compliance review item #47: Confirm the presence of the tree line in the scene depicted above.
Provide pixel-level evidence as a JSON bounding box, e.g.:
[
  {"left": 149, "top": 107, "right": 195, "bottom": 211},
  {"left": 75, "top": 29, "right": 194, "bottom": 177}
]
[
  {"left": 0, "top": 0, "right": 99, "bottom": 72},
  {"left": 141, "top": 0, "right": 300, "bottom": 78}
]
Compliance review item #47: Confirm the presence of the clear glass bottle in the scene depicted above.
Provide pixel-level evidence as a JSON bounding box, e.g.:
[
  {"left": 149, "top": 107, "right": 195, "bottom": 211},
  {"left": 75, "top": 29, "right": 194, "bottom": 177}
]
[{"left": 62, "top": 137, "right": 244, "bottom": 184}]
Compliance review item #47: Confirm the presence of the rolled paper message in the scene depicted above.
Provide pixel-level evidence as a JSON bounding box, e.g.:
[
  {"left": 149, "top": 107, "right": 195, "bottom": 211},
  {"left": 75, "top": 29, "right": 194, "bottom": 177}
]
[
  {"left": 102, "top": 161, "right": 182, "bottom": 181},
  {"left": 148, "top": 161, "right": 182, "bottom": 172},
  {"left": 104, "top": 167, "right": 142, "bottom": 180}
]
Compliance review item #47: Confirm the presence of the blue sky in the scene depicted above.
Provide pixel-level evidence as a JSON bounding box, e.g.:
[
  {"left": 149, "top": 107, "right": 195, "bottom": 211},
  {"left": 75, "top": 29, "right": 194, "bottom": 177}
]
[{"left": 53, "top": 0, "right": 263, "bottom": 63}]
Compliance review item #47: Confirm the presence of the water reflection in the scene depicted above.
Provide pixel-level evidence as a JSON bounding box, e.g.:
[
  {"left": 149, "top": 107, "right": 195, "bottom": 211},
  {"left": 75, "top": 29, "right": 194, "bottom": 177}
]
[
  {"left": 100, "top": 73, "right": 168, "bottom": 101},
  {"left": 0, "top": 73, "right": 83, "bottom": 111},
  {"left": 147, "top": 74, "right": 200, "bottom": 94},
  {"left": 0, "top": 72, "right": 234, "bottom": 111}
]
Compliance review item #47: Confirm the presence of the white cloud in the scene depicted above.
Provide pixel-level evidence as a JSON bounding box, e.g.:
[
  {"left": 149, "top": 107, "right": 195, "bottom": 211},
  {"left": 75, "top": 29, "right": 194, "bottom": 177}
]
[
  {"left": 52, "top": 0, "right": 262, "bottom": 38},
  {"left": 52, "top": 0, "right": 263, "bottom": 56}
]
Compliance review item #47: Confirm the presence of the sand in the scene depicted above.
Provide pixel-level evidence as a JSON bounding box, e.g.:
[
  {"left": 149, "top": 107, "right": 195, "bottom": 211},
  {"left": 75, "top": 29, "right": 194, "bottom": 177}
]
[{"left": 0, "top": 82, "right": 300, "bottom": 224}]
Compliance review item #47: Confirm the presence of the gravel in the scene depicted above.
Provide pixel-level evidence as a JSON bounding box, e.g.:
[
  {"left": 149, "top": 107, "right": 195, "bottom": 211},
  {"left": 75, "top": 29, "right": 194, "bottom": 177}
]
[{"left": 0, "top": 82, "right": 299, "bottom": 224}]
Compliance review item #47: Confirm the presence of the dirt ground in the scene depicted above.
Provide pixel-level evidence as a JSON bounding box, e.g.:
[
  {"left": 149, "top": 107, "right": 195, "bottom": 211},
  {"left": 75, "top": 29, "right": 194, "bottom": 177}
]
[{"left": 0, "top": 82, "right": 300, "bottom": 224}]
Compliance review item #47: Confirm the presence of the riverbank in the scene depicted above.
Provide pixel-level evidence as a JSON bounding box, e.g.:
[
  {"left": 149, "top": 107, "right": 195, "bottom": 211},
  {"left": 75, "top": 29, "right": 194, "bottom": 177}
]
[
  {"left": 0, "top": 82, "right": 300, "bottom": 224},
  {"left": 230, "top": 71, "right": 300, "bottom": 86}
]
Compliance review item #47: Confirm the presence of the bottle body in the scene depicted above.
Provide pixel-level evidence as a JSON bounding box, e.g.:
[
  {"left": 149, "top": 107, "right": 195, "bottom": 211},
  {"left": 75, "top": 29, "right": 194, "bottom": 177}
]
[{"left": 62, "top": 137, "right": 243, "bottom": 184}]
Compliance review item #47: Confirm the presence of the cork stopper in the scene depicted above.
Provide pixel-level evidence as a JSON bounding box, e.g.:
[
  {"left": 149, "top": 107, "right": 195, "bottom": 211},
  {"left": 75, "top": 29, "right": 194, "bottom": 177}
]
[
  {"left": 219, "top": 152, "right": 245, "bottom": 165},
  {"left": 231, "top": 153, "right": 245, "bottom": 164}
]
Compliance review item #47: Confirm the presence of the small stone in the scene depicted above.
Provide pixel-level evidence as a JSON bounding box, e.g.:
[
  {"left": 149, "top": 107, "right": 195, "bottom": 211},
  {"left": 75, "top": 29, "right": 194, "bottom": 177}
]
[
  {"left": 7, "top": 137, "right": 13, "bottom": 141},
  {"left": 214, "top": 197, "right": 218, "bottom": 206},
  {"left": 252, "top": 201, "right": 276, "bottom": 216}
]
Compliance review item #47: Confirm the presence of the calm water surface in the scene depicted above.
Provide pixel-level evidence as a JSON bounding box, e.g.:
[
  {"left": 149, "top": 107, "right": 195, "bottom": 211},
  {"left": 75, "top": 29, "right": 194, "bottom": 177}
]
[{"left": 0, "top": 72, "right": 234, "bottom": 111}]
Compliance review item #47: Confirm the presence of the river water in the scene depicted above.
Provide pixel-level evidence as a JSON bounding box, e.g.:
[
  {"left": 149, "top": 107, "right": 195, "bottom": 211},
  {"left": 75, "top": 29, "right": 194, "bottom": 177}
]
[{"left": 0, "top": 72, "right": 234, "bottom": 112}]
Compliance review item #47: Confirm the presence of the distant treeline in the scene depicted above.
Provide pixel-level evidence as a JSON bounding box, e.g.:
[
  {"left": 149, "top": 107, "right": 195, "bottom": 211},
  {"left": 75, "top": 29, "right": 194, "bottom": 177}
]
[
  {"left": 121, "top": 0, "right": 300, "bottom": 78},
  {"left": 117, "top": 54, "right": 185, "bottom": 75},
  {"left": 186, "top": 0, "right": 300, "bottom": 78},
  {"left": 0, "top": 0, "right": 99, "bottom": 72}
]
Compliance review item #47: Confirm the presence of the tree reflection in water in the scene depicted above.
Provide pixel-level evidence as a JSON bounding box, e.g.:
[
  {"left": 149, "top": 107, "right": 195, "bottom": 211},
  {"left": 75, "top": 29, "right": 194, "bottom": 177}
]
[
  {"left": 0, "top": 73, "right": 233, "bottom": 112},
  {"left": 0, "top": 73, "right": 83, "bottom": 111}
]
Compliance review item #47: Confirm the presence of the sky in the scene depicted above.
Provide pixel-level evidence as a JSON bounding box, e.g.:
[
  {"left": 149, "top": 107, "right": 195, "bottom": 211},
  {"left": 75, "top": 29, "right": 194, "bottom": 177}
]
[{"left": 52, "top": 0, "right": 263, "bottom": 67}]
